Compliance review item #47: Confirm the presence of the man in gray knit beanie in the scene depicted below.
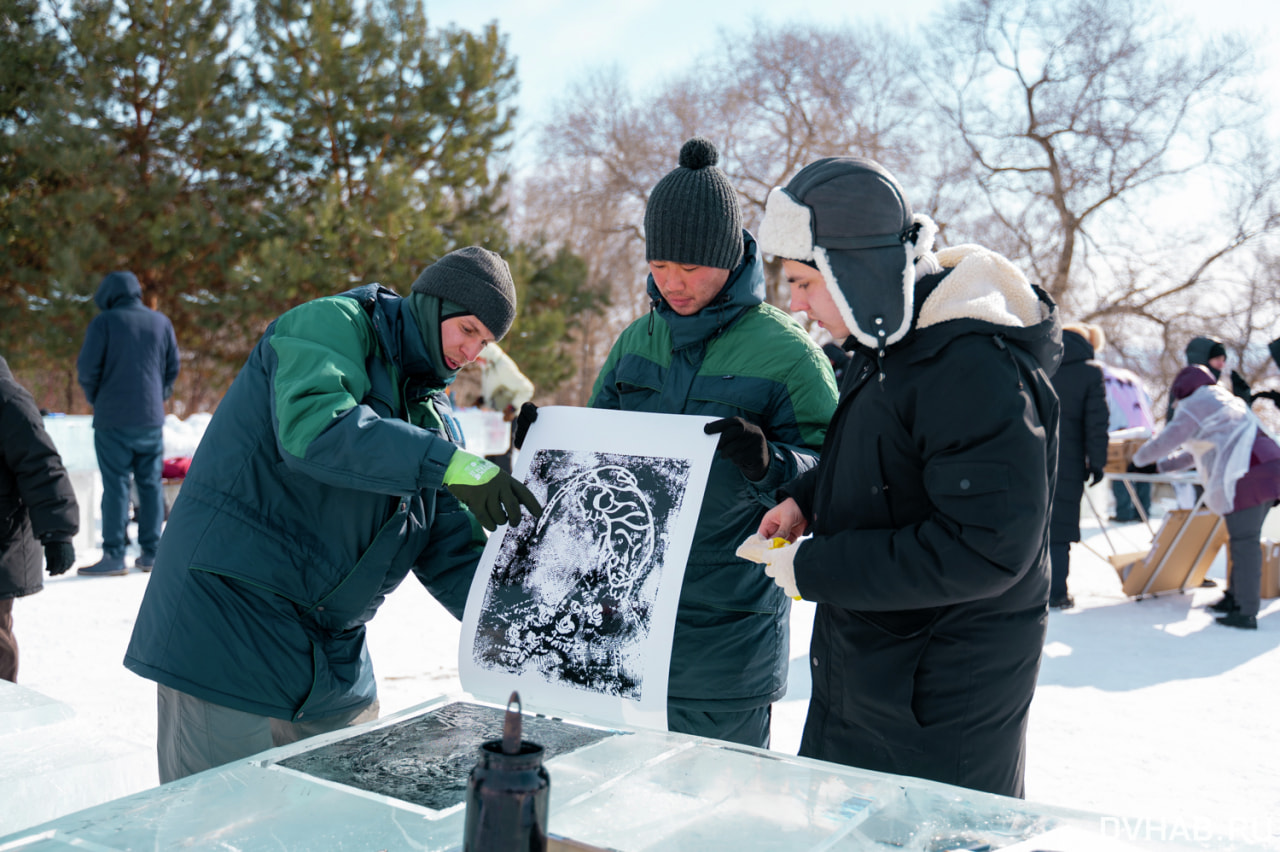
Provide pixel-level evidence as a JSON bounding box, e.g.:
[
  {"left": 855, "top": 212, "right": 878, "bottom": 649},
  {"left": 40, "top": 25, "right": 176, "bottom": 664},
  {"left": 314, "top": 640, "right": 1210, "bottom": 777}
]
[
  {"left": 127, "top": 241, "right": 540, "bottom": 786},
  {"left": 411, "top": 246, "right": 516, "bottom": 340},
  {"left": 510, "top": 135, "right": 839, "bottom": 750}
]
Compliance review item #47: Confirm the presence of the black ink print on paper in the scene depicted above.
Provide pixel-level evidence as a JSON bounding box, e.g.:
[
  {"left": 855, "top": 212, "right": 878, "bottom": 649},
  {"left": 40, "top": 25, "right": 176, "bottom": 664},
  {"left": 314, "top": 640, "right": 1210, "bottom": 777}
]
[{"left": 472, "top": 450, "right": 692, "bottom": 699}]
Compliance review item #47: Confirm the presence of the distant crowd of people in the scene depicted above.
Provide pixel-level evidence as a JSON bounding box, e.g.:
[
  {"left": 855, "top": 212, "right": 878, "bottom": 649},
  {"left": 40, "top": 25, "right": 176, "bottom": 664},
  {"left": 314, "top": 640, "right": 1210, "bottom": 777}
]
[{"left": 3, "top": 139, "right": 1279, "bottom": 811}]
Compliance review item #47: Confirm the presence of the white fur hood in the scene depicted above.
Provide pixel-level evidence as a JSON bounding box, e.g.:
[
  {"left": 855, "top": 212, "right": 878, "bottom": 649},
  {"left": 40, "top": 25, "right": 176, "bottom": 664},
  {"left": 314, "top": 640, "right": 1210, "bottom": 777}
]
[{"left": 918, "top": 245, "right": 1049, "bottom": 331}]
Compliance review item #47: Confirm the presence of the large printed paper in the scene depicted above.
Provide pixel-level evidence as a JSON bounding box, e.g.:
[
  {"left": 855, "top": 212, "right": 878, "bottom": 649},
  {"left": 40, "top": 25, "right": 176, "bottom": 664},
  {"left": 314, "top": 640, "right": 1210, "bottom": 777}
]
[{"left": 459, "top": 407, "right": 717, "bottom": 730}]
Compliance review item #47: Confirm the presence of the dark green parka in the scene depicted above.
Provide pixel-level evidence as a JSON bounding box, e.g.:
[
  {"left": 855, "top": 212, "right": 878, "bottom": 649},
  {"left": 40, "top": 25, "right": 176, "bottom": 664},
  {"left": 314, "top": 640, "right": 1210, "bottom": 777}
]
[
  {"left": 125, "top": 285, "right": 483, "bottom": 721},
  {"left": 590, "top": 233, "right": 838, "bottom": 711}
]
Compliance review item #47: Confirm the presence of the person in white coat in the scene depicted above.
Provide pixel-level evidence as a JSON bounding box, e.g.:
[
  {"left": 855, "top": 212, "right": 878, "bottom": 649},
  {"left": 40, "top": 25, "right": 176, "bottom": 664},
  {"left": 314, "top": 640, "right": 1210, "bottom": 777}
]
[
  {"left": 477, "top": 342, "right": 534, "bottom": 472},
  {"left": 1130, "top": 365, "right": 1280, "bottom": 629}
]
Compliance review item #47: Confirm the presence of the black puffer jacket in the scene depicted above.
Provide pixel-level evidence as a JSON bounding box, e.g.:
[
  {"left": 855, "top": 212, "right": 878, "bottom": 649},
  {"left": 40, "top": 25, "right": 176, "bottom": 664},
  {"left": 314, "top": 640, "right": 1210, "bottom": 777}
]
[
  {"left": 0, "top": 357, "right": 79, "bottom": 599},
  {"left": 786, "top": 245, "right": 1061, "bottom": 799},
  {"left": 1048, "top": 330, "right": 1109, "bottom": 542}
]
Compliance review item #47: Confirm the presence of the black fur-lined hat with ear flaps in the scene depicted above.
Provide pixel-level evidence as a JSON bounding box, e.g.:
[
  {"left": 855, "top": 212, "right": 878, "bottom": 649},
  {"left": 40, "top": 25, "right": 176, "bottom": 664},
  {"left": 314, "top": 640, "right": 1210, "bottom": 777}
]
[{"left": 757, "top": 157, "right": 938, "bottom": 350}]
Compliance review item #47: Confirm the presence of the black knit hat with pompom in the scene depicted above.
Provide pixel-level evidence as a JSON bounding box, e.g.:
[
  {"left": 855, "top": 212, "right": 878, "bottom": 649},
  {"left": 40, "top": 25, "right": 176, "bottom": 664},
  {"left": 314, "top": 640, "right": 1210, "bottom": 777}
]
[{"left": 644, "top": 137, "right": 744, "bottom": 270}]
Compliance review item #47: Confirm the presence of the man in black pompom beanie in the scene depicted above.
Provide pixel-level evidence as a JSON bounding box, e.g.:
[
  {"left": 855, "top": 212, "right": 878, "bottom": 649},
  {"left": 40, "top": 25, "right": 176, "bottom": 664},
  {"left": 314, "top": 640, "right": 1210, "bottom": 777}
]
[
  {"left": 643, "top": 136, "right": 744, "bottom": 272},
  {"left": 514, "top": 136, "right": 838, "bottom": 749},
  {"left": 124, "top": 245, "right": 542, "bottom": 784}
]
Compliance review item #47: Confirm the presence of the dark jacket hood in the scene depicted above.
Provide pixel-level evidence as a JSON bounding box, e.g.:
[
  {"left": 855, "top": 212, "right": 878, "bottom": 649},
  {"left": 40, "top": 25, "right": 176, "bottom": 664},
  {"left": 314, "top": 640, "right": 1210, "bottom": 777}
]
[
  {"left": 1060, "top": 328, "right": 1096, "bottom": 366},
  {"left": 342, "top": 284, "right": 450, "bottom": 390},
  {"left": 1185, "top": 336, "right": 1225, "bottom": 367},
  {"left": 646, "top": 230, "right": 764, "bottom": 351},
  {"left": 94, "top": 271, "right": 143, "bottom": 311}
]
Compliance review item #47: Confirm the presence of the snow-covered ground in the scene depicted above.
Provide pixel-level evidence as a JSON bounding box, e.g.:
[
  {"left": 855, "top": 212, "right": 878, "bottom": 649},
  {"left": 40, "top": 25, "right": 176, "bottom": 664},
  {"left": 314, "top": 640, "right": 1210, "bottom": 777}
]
[{"left": 8, "top": 417, "right": 1280, "bottom": 848}]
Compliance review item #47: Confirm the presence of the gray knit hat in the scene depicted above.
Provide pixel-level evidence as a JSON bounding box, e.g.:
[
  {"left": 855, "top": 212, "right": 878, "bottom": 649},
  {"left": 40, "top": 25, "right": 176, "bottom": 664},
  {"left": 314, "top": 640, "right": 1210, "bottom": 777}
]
[
  {"left": 644, "top": 137, "right": 744, "bottom": 270},
  {"left": 410, "top": 246, "right": 517, "bottom": 339}
]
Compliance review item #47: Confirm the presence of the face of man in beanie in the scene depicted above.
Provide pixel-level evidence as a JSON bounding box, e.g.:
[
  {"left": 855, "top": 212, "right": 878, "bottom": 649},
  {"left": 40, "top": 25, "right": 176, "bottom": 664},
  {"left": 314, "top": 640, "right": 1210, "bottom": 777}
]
[
  {"left": 783, "top": 260, "right": 851, "bottom": 339},
  {"left": 440, "top": 315, "right": 495, "bottom": 371},
  {"left": 649, "top": 261, "right": 731, "bottom": 316}
]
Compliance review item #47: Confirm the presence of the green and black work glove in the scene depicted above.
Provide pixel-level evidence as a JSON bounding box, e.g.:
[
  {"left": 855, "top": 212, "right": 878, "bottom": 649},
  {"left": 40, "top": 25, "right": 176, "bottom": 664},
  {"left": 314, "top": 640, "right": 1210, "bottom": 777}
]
[{"left": 443, "top": 449, "right": 543, "bottom": 532}]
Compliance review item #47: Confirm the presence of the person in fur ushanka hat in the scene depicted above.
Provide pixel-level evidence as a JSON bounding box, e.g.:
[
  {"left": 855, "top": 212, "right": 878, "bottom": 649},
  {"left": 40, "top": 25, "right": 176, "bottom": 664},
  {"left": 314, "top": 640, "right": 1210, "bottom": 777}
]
[{"left": 751, "top": 156, "right": 1063, "bottom": 799}]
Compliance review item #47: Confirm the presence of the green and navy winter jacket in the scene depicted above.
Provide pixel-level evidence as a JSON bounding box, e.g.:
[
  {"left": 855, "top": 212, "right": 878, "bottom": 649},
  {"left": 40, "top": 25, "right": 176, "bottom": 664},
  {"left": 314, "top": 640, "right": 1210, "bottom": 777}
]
[
  {"left": 590, "top": 232, "right": 838, "bottom": 710},
  {"left": 125, "top": 285, "right": 483, "bottom": 721}
]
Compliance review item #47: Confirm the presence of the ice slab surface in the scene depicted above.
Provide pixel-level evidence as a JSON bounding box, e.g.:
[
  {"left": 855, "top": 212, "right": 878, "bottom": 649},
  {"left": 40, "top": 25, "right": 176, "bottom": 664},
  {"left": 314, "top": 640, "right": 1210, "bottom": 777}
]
[
  {"left": 3, "top": 695, "right": 1271, "bottom": 851},
  {"left": 276, "top": 701, "right": 619, "bottom": 812},
  {"left": 0, "top": 679, "right": 74, "bottom": 735}
]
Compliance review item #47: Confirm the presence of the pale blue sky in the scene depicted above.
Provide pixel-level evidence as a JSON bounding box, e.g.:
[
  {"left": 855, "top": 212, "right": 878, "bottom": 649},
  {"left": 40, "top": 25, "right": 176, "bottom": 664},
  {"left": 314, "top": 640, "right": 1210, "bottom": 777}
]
[{"left": 424, "top": 0, "right": 1278, "bottom": 165}]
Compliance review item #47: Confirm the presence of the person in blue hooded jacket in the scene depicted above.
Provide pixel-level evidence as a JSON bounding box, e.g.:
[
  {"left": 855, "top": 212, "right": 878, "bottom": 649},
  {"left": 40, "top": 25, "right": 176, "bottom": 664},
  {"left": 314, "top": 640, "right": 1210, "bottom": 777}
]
[
  {"left": 124, "top": 247, "right": 542, "bottom": 783},
  {"left": 76, "top": 271, "right": 179, "bottom": 576}
]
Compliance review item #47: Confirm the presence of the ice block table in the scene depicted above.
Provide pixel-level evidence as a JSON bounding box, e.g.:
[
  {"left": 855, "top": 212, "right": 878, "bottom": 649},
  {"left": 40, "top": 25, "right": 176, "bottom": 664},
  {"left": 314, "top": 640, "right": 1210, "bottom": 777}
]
[
  {"left": 0, "top": 693, "right": 1269, "bottom": 851},
  {"left": 0, "top": 680, "right": 153, "bottom": 835}
]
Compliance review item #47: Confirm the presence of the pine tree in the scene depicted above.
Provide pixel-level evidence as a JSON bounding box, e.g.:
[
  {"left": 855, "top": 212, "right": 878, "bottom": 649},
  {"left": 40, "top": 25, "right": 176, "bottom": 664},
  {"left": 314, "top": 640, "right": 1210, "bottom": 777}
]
[
  {"left": 1, "top": 0, "right": 274, "bottom": 411},
  {"left": 244, "top": 0, "right": 518, "bottom": 316},
  {"left": 502, "top": 241, "right": 608, "bottom": 396}
]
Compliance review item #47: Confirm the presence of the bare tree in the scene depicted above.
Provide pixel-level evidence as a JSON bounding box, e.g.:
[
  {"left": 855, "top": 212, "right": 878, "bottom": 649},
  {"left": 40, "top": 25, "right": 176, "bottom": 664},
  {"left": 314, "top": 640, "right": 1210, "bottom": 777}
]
[
  {"left": 517, "top": 20, "right": 921, "bottom": 401},
  {"left": 914, "top": 0, "right": 1280, "bottom": 418},
  {"left": 918, "top": 0, "right": 1263, "bottom": 306}
]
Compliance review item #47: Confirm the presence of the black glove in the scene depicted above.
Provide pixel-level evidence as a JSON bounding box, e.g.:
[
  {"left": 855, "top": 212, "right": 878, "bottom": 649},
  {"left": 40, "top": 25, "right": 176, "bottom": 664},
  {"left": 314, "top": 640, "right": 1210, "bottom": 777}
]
[
  {"left": 704, "top": 417, "right": 770, "bottom": 481},
  {"left": 1088, "top": 466, "right": 1106, "bottom": 487},
  {"left": 1230, "top": 370, "right": 1253, "bottom": 403},
  {"left": 512, "top": 402, "right": 538, "bottom": 450},
  {"left": 44, "top": 541, "right": 76, "bottom": 576},
  {"left": 1254, "top": 389, "right": 1280, "bottom": 409},
  {"left": 1127, "top": 460, "right": 1158, "bottom": 475}
]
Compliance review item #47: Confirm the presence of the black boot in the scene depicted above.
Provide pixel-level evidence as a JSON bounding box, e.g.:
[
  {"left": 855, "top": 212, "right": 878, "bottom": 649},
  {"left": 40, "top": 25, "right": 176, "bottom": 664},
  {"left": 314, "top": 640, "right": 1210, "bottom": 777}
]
[
  {"left": 1208, "top": 593, "right": 1237, "bottom": 614},
  {"left": 1215, "top": 612, "right": 1257, "bottom": 630}
]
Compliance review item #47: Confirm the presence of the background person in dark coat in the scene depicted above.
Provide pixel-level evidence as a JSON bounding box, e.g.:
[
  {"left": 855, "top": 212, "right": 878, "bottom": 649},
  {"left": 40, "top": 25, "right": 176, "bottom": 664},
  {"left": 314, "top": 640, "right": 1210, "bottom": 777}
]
[
  {"left": 752, "top": 157, "right": 1061, "bottom": 799},
  {"left": 1047, "top": 323, "right": 1110, "bottom": 609},
  {"left": 0, "top": 355, "right": 79, "bottom": 682},
  {"left": 76, "top": 271, "right": 179, "bottom": 575}
]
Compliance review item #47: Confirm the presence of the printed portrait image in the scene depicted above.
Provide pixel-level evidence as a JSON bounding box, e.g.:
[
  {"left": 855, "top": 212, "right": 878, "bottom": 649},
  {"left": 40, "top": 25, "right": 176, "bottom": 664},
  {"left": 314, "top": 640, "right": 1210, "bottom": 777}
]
[{"left": 471, "top": 449, "right": 692, "bottom": 699}]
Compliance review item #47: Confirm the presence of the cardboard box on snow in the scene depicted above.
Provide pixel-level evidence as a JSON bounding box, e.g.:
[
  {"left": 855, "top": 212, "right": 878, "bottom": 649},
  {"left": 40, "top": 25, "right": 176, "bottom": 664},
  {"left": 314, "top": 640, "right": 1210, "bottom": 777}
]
[
  {"left": 1104, "top": 437, "right": 1146, "bottom": 474},
  {"left": 1109, "top": 508, "right": 1227, "bottom": 597},
  {"left": 1226, "top": 538, "right": 1280, "bottom": 600}
]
